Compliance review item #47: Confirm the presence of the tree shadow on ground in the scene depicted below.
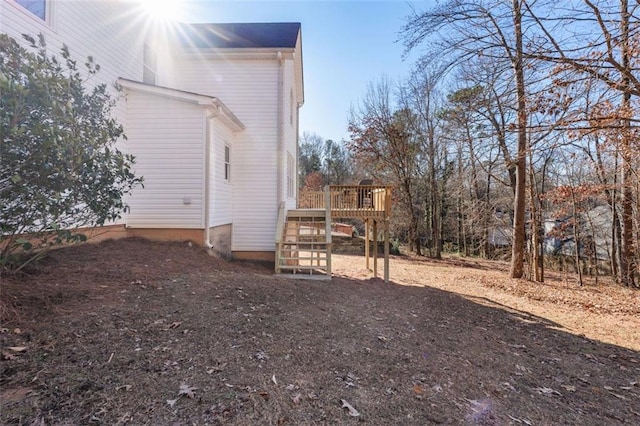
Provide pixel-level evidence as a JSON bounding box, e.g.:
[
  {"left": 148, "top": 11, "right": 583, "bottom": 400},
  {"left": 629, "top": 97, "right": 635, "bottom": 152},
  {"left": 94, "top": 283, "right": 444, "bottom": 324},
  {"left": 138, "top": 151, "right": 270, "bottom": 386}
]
[{"left": 0, "top": 239, "right": 638, "bottom": 425}]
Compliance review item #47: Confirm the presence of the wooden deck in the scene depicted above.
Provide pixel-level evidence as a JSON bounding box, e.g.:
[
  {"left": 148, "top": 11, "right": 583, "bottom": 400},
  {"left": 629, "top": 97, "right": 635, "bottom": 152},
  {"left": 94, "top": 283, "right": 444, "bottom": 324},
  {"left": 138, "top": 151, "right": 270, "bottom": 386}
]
[
  {"left": 276, "top": 185, "right": 393, "bottom": 282},
  {"left": 298, "top": 185, "right": 392, "bottom": 220}
]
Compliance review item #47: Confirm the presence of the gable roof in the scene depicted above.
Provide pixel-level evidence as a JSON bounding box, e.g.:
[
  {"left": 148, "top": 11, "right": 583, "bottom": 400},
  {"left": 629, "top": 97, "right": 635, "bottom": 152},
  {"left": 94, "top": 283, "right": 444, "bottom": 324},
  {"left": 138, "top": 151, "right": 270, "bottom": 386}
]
[{"left": 178, "top": 22, "right": 301, "bottom": 49}]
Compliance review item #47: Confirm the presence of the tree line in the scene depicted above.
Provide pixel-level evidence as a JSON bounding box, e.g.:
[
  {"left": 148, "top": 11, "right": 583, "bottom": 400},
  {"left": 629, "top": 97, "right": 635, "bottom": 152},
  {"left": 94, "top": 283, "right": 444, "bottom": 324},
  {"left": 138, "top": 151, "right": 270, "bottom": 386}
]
[{"left": 301, "top": 1, "right": 639, "bottom": 287}]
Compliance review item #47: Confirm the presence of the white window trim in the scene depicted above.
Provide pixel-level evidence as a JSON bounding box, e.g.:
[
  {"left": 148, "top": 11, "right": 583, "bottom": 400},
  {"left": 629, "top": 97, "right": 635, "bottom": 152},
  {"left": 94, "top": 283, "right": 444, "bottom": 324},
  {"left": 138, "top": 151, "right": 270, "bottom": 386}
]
[
  {"left": 286, "top": 152, "right": 295, "bottom": 198},
  {"left": 224, "top": 144, "right": 231, "bottom": 183},
  {"left": 289, "top": 89, "right": 294, "bottom": 127},
  {"left": 8, "top": 0, "right": 55, "bottom": 28}
]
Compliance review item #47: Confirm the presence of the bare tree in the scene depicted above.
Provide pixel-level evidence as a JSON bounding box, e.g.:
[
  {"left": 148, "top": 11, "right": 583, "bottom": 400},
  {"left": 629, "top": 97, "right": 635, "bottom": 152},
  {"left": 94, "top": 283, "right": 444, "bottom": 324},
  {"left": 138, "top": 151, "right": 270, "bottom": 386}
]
[
  {"left": 402, "top": 0, "right": 532, "bottom": 278},
  {"left": 524, "top": 0, "right": 639, "bottom": 286},
  {"left": 299, "top": 131, "right": 353, "bottom": 188},
  {"left": 399, "top": 68, "right": 447, "bottom": 258},
  {"left": 348, "top": 77, "right": 423, "bottom": 254}
]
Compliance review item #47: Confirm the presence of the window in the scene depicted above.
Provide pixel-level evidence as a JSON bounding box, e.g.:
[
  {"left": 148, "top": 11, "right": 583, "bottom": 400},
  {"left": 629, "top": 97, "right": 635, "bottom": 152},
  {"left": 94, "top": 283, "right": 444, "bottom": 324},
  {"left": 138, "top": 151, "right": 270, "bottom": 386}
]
[
  {"left": 224, "top": 145, "right": 231, "bottom": 181},
  {"left": 286, "top": 152, "right": 295, "bottom": 198},
  {"left": 143, "top": 43, "right": 157, "bottom": 85},
  {"left": 15, "top": 0, "right": 46, "bottom": 20},
  {"left": 289, "top": 89, "right": 294, "bottom": 126}
]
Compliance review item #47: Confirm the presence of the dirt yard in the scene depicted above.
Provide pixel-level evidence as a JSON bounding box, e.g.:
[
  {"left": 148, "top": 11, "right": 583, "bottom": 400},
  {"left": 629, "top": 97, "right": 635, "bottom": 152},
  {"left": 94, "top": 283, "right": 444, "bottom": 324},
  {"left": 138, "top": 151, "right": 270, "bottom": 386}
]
[{"left": 1, "top": 238, "right": 639, "bottom": 425}]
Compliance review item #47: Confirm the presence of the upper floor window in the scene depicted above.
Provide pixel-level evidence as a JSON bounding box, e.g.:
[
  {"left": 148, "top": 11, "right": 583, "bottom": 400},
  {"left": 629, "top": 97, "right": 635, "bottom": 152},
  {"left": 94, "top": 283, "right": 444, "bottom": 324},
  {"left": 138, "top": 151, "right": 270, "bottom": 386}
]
[
  {"left": 289, "top": 89, "right": 294, "bottom": 126},
  {"left": 224, "top": 145, "right": 231, "bottom": 181},
  {"left": 15, "top": 0, "right": 46, "bottom": 20},
  {"left": 286, "top": 152, "right": 295, "bottom": 198},
  {"left": 143, "top": 43, "right": 157, "bottom": 85}
]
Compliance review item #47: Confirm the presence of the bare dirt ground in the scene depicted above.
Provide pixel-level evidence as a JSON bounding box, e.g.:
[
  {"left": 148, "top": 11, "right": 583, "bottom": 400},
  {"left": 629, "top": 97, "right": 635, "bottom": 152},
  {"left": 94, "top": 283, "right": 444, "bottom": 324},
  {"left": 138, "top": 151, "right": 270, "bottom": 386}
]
[{"left": 1, "top": 238, "right": 639, "bottom": 425}]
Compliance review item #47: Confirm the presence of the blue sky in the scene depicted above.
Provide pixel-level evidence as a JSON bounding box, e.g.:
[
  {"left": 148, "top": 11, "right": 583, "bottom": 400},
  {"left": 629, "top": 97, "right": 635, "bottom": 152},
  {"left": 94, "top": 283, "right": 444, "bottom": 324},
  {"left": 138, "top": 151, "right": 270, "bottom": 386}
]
[{"left": 180, "top": 0, "right": 429, "bottom": 142}]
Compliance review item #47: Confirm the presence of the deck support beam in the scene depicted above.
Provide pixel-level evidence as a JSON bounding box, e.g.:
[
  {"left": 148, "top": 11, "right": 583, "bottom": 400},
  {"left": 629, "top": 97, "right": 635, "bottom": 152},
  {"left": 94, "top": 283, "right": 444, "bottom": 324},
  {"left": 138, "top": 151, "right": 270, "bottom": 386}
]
[
  {"left": 384, "top": 219, "right": 389, "bottom": 283},
  {"left": 364, "top": 218, "right": 370, "bottom": 270},
  {"left": 325, "top": 186, "right": 332, "bottom": 277},
  {"left": 373, "top": 219, "right": 378, "bottom": 278}
]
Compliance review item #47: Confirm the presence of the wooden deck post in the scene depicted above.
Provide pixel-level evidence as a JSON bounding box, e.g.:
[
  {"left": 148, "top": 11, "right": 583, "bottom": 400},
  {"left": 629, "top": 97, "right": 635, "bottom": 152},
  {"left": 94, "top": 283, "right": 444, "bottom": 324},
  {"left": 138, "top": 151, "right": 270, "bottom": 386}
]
[
  {"left": 373, "top": 219, "right": 378, "bottom": 278},
  {"left": 384, "top": 187, "right": 392, "bottom": 283},
  {"left": 324, "top": 185, "right": 332, "bottom": 277},
  {"left": 365, "top": 218, "right": 370, "bottom": 270},
  {"left": 275, "top": 201, "right": 286, "bottom": 274},
  {"left": 384, "top": 220, "right": 390, "bottom": 283}
]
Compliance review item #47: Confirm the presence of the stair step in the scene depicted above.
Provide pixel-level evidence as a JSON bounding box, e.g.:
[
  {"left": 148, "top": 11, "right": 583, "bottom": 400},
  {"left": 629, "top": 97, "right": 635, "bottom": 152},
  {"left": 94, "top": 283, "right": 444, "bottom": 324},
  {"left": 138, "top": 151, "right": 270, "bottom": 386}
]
[
  {"left": 280, "top": 243, "right": 329, "bottom": 248},
  {"left": 279, "top": 250, "right": 329, "bottom": 254},
  {"left": 283, "top": 233, "right": 327, "bottom": 237},
  {"left": 283, "top": 238, "right": 329, "bottom": 243},
  {"left": 279, "top": 257, "right": 328, "bottom": 262},
  {"left": 278, "top": 265, "right": 329, "bottom": 271},
  {"left": 287, "top": 209, "right": 327, "bottom": 218},
  {"left": 275, "top": 273, "right": 331, "bottom": 281}
]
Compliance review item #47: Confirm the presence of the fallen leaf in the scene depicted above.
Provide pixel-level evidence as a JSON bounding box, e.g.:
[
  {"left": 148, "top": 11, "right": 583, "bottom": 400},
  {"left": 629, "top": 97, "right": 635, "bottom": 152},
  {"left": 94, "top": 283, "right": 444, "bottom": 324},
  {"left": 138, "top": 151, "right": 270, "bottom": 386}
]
[
  {"left": 166, "top": 398, "right": 178, "bottom": 408},
  {"left": 169, "top": 322, "right": 181, "bottom": 329},
  {"left": 533, "top": 387, "right": 562, "bottom": 396},
  {"left": 0, "top": 387, "right": 32, "bottom": 404},
  {"left": 501, "top": 382, "right": 516, "bottom": 392},
  {"left": 340, "top": 399, "right": 360, "bottom": 417},
  {"left": 13, "top": 328, "right": 22, "bottom": 334},
  {"left": 272, "top": 374, "right": 278, "bottom": 385},
  {"left": 1, "top": 351, "right": 16, "bottom": 361},
  {"left": 291, "top": 393, "right": 302, "bottom": 404},
  {"left": 507, "top": 414, "right": 533, "bottom": 425},
  {"left": 7, "top": 346, "right": 27, "bottom": 353},
  {"left": 413, "top": 384, "right": 424, "bottom": 394},
  {"left": 285, "top": 384, "right": 296, "bottom": 391},
  {"left": 178, "top": 384, "right": 197, "bottom": 398},
  {"left": 116, "top": 385, "right": 132, "bottom": 391},
  {"left": 206, "top": 362, "right": 227, "bottom": 374},
  {"left": 258, "top": 391, "right": 269, "bottom": 400}
]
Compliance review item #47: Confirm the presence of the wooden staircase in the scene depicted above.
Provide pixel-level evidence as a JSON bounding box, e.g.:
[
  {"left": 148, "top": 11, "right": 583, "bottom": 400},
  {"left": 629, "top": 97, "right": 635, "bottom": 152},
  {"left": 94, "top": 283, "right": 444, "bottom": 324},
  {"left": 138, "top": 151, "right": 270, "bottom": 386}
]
[{"left": 275, "top": 205, "right": 331, "bottom": 279}]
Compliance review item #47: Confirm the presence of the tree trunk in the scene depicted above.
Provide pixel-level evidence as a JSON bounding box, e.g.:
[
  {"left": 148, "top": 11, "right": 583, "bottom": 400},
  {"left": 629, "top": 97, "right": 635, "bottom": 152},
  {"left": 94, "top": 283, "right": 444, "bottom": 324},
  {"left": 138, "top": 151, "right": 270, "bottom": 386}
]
[
  {"left": 429, "top": 130, "right": 441, "bottom": 259},
  {"left": 509, "top": 0, "right": 527, "bottom": 279},
  {"left": 528, "top": 157, "right": 541, "bottom": 282},
  {"left": 570, "top": 188, "right": 583, "bottom": 286},
  {"left": 619, "top": 0, "right": 636, "bottom": 287}
]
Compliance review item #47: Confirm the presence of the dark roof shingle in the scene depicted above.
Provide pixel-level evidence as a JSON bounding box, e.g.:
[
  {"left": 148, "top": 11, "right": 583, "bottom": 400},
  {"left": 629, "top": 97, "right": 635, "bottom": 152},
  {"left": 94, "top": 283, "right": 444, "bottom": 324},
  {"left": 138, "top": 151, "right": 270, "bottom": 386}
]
[{"left": 178, "top": 22, "right": 301, "bottom": 49}]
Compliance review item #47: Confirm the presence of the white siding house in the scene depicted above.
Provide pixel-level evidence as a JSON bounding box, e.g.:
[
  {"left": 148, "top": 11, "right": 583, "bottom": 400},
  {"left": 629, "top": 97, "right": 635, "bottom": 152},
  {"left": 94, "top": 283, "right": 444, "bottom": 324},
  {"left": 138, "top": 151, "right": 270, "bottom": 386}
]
[{"left": 1, "top": 1, "right": 304, "bottom": 260}]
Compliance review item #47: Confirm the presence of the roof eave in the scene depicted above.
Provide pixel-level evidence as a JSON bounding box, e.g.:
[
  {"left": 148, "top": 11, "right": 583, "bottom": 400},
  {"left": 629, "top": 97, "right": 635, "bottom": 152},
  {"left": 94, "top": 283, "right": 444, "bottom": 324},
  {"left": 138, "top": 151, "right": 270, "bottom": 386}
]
[
  {"left": 179, "top": 46, "right": 296, "bottom": 60},
  {"left": 117, "top": 78, "right": 245, "bottom": 132}
]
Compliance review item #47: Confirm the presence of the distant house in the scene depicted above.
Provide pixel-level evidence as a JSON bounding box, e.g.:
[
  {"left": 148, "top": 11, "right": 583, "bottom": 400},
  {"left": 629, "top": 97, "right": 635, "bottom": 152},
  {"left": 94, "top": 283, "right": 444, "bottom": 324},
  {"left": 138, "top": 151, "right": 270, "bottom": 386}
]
[
  {"left": 1, "top": 1, "right": 304, "bottom": 260},
  {"left": 543, "top": 205, "right": 613, "bottom": 260}
]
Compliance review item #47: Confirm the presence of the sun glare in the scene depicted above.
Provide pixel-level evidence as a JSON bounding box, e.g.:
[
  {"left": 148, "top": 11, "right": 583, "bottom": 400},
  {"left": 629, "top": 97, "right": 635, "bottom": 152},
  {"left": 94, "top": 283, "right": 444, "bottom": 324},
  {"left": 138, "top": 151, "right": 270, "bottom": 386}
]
[{"left": 139, "top": 0, "right": 183, "bottom": 21}]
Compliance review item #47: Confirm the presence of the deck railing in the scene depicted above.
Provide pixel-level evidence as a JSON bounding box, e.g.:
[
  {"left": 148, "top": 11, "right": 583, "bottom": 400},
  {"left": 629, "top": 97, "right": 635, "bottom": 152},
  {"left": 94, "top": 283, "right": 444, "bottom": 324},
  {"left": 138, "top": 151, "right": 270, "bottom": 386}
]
[{"left": 298, "top": 185, "right": 392, "bottom": 219}]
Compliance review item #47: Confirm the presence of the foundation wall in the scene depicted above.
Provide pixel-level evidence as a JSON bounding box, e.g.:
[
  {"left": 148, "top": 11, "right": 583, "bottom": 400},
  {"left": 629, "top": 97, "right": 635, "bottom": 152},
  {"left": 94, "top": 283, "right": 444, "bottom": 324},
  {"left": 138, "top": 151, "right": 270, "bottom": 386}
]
[
  {"left": 208, "top": 224, "right": 232, "bottom": 258},
  {"left": 232, "top": 251, "right": 276, "bottom": 262},
  {"left": 125, "top": 228, "right": 205, "bottom": 245}
]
